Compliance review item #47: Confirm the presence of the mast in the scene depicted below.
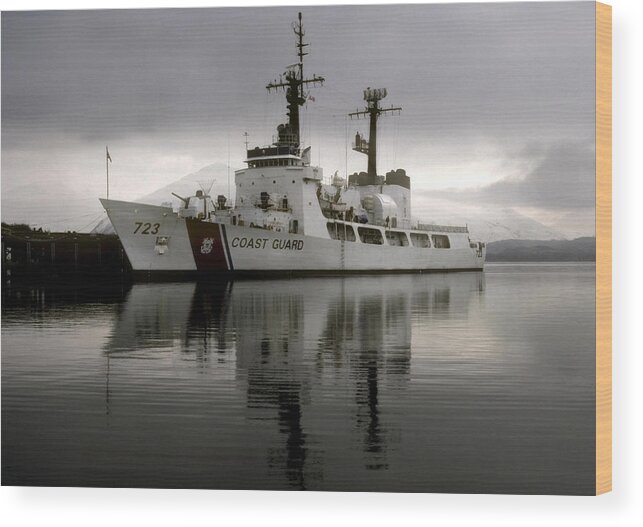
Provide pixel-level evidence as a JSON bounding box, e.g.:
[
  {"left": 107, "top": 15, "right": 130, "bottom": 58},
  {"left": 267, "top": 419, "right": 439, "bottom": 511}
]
[
  {"left": 266, "top": 12, "right": 325, "bottom": 150},
  {"left": 349, "top": 88, "right": 402, "bottom": 182}
]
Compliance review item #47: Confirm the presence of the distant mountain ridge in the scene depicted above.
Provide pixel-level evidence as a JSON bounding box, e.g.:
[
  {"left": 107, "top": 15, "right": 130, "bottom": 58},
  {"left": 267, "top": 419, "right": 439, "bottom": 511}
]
[{"left": 486, "top": 237, "right": 595, "bottom": 262}]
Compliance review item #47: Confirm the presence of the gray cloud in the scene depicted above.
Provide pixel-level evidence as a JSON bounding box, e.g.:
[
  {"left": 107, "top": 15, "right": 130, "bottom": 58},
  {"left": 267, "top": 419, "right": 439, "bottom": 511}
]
[
  {"left": 2, "top": 3, "right": 595, "bottom": 141},
  {"left": 431, "top": 141, "right": 596, "bottom": 210}
]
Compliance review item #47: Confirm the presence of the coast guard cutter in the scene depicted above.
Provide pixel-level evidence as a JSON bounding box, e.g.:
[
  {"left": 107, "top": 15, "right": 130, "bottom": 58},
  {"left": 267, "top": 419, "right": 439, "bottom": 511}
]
[{"left": 101, "top": 13, "right": 486, "bottom": 277}]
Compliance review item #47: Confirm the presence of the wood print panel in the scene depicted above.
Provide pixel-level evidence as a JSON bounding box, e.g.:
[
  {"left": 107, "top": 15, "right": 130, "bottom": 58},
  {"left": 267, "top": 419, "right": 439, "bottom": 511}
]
[{"left": 595, "top": 1, "right": 612, "bottom": 496}]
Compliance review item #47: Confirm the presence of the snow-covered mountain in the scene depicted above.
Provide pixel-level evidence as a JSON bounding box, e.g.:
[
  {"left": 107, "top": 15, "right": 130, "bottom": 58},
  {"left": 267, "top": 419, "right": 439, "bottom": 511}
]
[
  {"left": 92, "top": 163, "right": 233, "bottom": 234},
  {"left": 468, "top": 213, "right": 566, "bottom": 243},
  {"left": 412, "top": 195, "right": 566, "bottom": 242},
  {"left": 137, "top": 162, "right": 233, "bottom": 208}
]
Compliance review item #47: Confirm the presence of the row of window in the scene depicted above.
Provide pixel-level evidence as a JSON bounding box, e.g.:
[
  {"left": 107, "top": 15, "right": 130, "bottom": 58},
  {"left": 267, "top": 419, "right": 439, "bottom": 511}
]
[
  {"left": 326, "top": 223, "right": 451, "bottom": 248},
  {"left": 248, "top": 159, "right": 299, "bottom": 168}
]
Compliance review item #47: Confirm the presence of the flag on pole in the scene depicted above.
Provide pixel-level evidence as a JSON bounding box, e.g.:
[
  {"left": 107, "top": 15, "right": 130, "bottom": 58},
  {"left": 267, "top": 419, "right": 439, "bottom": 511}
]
[{"left": 105, "top": 146, "right": 112, "bottom": 199}]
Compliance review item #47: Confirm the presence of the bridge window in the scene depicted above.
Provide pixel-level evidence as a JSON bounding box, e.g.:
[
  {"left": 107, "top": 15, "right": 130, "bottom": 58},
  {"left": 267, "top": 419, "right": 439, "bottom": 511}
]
[
  {"left": 357, "top": 226, "right": 383, "bottom": 245},
  {"left": 431, "top": 234, "right": 451, "bottom": 248}
]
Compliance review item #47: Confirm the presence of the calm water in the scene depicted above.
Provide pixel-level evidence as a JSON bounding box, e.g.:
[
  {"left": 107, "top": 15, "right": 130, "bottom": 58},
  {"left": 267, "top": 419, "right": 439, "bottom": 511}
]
[{"left": 1, "top": 264, "right": 595, "bottom": 494}]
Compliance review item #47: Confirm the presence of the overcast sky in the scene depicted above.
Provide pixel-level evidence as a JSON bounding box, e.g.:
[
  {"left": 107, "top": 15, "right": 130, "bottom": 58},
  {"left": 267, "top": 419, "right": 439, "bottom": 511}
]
[{"left": 1, "top": 2, "right": 596, "bottom": 236}]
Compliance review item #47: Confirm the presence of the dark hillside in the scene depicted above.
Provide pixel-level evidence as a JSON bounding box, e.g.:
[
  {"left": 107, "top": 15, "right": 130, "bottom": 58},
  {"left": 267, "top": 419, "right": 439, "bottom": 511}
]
[{"left": 486, "top": 237, "right": 595, "bottom": 262}]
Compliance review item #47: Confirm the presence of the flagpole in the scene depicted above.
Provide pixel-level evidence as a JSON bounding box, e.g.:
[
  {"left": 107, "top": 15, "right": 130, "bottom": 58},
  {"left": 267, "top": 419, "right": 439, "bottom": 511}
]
[{"left": 106, "top": 146, "right": 109, "bottom": 199}]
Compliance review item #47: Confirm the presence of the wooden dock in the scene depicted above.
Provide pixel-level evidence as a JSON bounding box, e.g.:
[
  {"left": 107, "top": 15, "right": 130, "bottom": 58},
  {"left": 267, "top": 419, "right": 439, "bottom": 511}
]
[{"left": 2, "top": 224, "right": 131, "bottom": 280}]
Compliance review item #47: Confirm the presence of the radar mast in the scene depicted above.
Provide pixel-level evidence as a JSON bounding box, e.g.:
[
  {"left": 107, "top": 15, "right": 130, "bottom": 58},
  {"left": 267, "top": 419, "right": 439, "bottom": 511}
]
[
  {"left": 266, "top": 12, "right": 325, "bottom": 150},
  {"left": 349, "top": 88, "right": 402, "bottom": 183}
]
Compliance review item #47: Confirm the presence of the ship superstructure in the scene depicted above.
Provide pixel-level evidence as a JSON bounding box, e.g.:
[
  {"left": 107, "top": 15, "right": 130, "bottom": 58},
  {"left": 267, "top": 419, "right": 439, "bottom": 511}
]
[{"left": 101, "top": 13, "right": 486, "bottom": 277}]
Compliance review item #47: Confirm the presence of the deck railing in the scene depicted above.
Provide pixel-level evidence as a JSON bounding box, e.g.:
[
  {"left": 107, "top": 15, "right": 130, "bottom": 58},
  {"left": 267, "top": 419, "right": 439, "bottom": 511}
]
[{"left": 416, "top": 223, "right": 469, "bottom": 234}]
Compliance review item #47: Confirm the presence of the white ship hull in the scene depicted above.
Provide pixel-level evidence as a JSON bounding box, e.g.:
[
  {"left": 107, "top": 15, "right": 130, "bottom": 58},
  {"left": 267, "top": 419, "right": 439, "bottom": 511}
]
[{"left": 101, "top": 199, "right": 485, "bottom": 276}]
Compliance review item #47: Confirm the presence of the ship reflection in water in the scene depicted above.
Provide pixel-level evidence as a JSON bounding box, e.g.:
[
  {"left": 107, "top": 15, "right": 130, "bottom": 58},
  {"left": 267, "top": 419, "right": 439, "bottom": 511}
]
[
  {"left": 2, "top": 265, "right": 596, "bottom": 494},
  {"left": 105, "top": 274, "right": 483, "bottom": 490}
]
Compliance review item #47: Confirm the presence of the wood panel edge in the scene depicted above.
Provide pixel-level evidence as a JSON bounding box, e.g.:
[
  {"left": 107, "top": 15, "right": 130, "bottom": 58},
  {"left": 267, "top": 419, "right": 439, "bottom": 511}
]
[{"left": 595, "top": 0, "right": 612, "bottom": 496}]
